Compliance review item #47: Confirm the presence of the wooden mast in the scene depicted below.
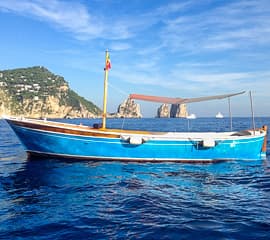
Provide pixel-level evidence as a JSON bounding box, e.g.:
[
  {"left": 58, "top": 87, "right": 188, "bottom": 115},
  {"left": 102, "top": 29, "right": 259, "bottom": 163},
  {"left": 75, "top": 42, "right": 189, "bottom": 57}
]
[{"left": 102, "top": 50, "right": 110, "bottom": 129}]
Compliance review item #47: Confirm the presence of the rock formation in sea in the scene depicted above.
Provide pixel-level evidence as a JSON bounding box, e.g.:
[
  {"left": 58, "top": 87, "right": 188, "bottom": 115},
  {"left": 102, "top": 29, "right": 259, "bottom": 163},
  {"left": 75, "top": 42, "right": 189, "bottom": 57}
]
[
  {"left": 157, "top": 104, "right": 170, "bottom": 118},
  {"left": 157, "top": 103, "right": 188, "bottom": 118},
  {"left": 170, "top": 104, "right": 188, "bottom": 118},
  {"left": 115, "top": 98, "right": 142, "bottom": 118}
]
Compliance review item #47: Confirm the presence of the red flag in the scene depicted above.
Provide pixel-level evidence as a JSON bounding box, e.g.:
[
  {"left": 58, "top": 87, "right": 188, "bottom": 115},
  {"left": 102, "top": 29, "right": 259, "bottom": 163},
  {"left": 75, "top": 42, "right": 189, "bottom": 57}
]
[{"left": 105, "top": 53, "right": 111, "bottom": 70}]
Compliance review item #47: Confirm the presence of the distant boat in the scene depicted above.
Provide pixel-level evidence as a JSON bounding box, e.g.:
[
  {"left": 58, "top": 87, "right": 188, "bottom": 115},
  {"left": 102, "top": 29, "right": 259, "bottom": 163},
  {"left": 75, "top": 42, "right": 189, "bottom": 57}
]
[
  {"left": 216, "top": 112, "right": 224, "bottom": 119},
  {"left": 186, "top": 113, "right": 196, "bottom": 119},
  {"left": 3, "top": 51, "right": 268, "bottom": 162}
]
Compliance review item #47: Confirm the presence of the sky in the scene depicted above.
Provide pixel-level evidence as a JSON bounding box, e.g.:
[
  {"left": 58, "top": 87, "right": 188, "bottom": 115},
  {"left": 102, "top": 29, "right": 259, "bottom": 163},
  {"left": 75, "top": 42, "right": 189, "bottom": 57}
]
[{"left": 0, "top": 0, "right": 270, "bottom": 117}]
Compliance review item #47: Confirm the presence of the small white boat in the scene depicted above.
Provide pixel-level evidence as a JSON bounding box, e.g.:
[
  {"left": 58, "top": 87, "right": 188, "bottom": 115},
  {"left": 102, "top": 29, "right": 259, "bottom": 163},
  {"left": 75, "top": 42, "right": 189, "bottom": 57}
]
[
  {"left": 186, "top": 113, "right": 196, "bottom": 119},
  {"left": 216, "top": 112, "right": 224, "bottom": 118}
]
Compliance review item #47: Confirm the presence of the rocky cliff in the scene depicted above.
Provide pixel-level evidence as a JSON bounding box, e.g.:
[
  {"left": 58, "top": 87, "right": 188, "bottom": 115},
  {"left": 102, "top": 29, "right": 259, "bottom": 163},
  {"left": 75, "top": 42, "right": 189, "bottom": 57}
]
[
  {"left": 0, "top": 66, "right": 101, "bottom": 118},
  {"left": 170, "top": 104, "right": 188, "bottom": 118},
  {"left": 157, "top": 104, "right": 170, "bottom": 118},
  {"left": 157, "top": 103, "right": 188, "bottom": 118},
  {"left": 115, "top": 98, "right": 142, "bottom": 118}
]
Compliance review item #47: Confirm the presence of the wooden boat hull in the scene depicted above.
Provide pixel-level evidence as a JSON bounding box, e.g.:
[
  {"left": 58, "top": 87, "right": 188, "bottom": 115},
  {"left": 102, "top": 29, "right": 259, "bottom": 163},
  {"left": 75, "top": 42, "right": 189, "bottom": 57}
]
[{"left": 5, "top": 117, "right": 267, "bottom": 162}]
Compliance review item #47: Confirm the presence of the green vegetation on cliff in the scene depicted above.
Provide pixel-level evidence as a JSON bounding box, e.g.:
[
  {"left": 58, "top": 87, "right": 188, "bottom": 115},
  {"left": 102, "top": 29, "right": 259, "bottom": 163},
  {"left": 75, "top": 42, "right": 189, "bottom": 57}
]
[{"left": 0, "top": 66, "right": 101, "bottom": 117}]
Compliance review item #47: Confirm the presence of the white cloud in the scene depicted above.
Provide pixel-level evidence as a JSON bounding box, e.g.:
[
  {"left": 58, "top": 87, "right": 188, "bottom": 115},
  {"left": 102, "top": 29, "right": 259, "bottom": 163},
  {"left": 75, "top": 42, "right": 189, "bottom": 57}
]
[
  {"left": 0, "top": 0, "right": 183, "bottom": 42},
  {"left": 0, "top": 0, "right": 104, "bottom": 38},
  {"left": 0, "top": 0, "right": 135, "bottom": 40},
  {"left": 1, "top": 0, "right": 269, "bottom": 49},
  {"left": 154, "top": 1, "right": 192, "bottom": 16},
  {"left": 159, "top": 0, "right": 270, "bottom": 53},
  {"left": 112, "top": 63, "right": 270, "bottom": 98},
  {"left": 110, "top": 42, "right": 131, "bottom": 51}
]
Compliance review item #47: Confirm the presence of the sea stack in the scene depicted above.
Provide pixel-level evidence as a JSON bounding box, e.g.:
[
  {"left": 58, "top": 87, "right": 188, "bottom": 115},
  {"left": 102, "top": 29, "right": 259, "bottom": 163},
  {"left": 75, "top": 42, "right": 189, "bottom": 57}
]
[
  {"left": 117, "top": 98, "right": 142, "bottom": 118},
  {"left": 157, "top": 104, "right": 170, "bottom": 117},
  {"left": 157, "top": 103, "right": 188, "bottom": 118},
  {"left": 170, "top": 104, "right": 188, "bottom": 118}
]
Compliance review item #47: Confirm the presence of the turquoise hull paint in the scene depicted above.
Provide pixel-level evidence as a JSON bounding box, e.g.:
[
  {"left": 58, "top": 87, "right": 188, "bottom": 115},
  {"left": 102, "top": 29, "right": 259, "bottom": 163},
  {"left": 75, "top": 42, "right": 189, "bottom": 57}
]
[{"left": 10, "top": 123, "right": 266, "bottom": 161}]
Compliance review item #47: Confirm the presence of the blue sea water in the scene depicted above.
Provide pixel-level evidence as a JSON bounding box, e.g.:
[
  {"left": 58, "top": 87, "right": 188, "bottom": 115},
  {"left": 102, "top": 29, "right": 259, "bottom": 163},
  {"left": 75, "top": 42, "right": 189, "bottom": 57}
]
[{"left": 0, "top": 117, "right": 270, "bottom": 240}]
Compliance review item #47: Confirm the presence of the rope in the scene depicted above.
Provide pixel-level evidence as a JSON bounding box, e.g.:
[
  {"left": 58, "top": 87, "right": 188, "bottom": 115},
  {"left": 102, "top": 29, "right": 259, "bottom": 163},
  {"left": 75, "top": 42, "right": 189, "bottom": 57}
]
[
  {"left": 108, "top": 82, "right": 128, "bottom": 96},
  {"left": 107, "top": 82, "right": 129, "bottom": 130}
]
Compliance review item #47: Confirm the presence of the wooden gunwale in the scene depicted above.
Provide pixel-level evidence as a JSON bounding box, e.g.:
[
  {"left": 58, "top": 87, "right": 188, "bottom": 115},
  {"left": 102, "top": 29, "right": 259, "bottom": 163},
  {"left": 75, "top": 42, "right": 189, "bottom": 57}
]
[
  {"left": 7, "top": 118, "right": 157, "bottom": 138},
  {"left": 7, "top": 118, "right": 267, "bottom": 140}
]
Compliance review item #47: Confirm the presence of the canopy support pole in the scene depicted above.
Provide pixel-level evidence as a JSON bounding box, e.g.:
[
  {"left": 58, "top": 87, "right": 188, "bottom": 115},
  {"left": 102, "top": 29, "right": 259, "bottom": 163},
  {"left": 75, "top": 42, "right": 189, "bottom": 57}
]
[
  {"left": 228, "top": 97, "right": 232, "bottom": 131},
  {"left": 249, "top": 91, "right": 256, "bottom": 135}
]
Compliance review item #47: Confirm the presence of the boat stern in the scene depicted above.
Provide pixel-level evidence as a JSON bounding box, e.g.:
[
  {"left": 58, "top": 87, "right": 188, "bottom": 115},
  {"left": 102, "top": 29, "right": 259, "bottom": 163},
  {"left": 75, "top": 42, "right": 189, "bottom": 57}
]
[{"left": 261, "top": 125, "right": 268, "bottom": 157}]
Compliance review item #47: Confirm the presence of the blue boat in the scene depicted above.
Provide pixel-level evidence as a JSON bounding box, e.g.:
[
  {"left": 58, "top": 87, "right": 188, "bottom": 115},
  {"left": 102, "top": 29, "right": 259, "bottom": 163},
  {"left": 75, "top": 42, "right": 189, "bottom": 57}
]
[
  {"left": 3, "top": 51, "right": 268, "bottom": 162},
  {"left": 4, "top": 116, "right": 267, "bottom": 162}
]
